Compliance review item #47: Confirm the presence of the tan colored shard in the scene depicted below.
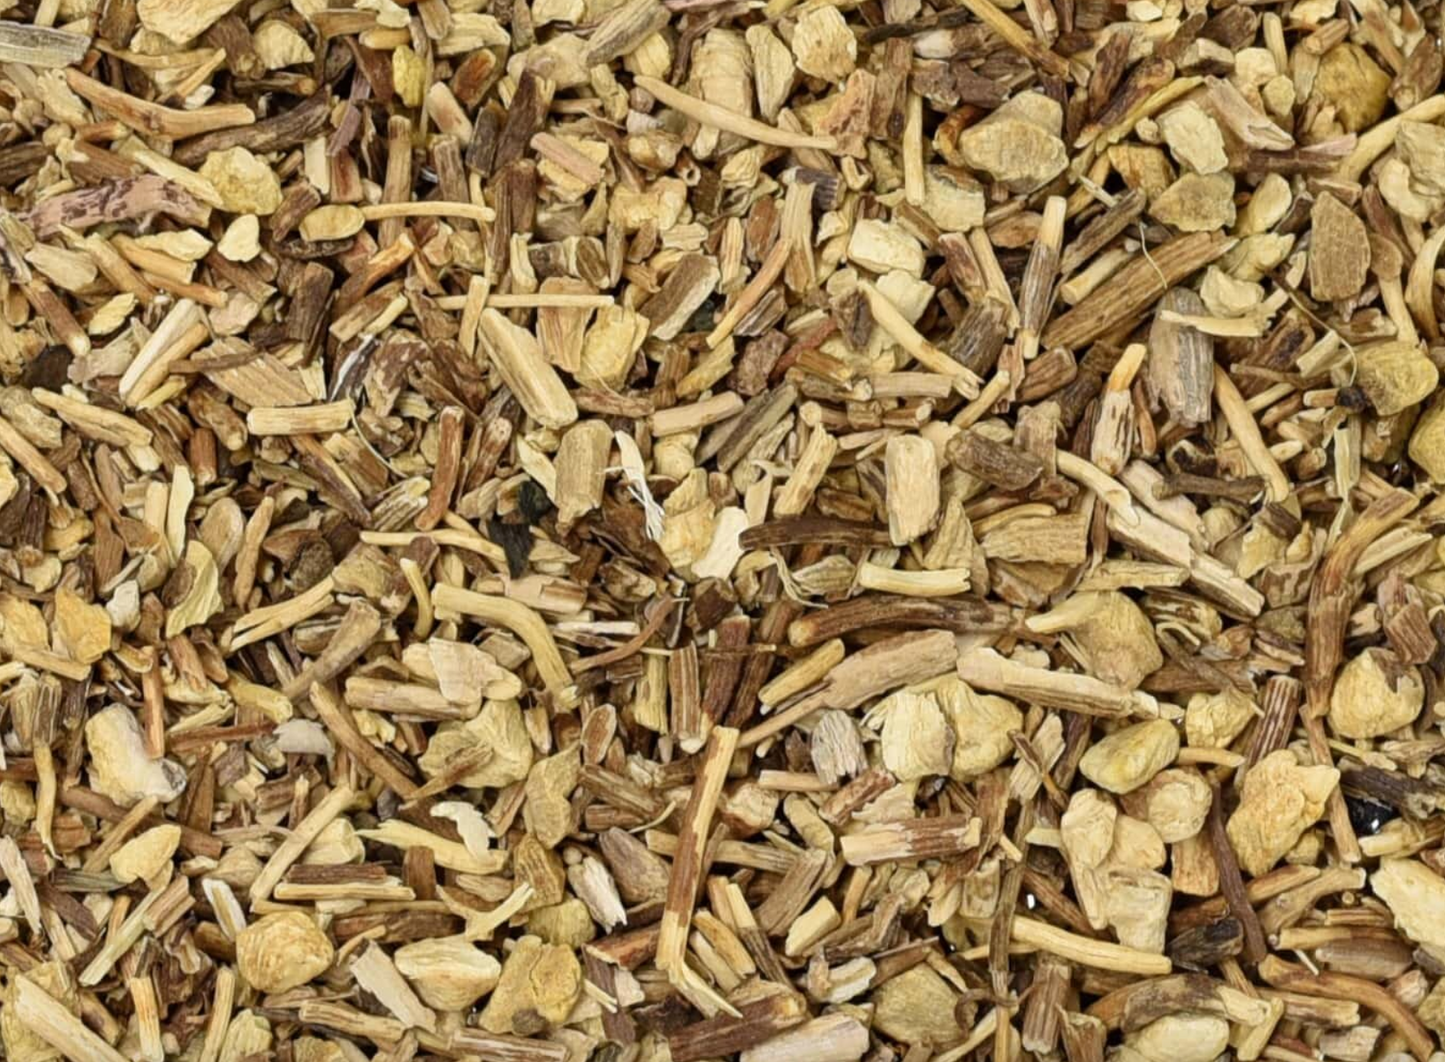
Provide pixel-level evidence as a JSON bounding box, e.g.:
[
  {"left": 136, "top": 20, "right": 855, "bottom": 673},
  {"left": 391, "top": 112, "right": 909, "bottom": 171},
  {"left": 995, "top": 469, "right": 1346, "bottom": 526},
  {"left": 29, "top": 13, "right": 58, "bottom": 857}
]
[
  {"left": 1183, "top": 689, "right": 1255, "bottom": 748},
  {"left": 52, "top": 587, "right": 111, "bottom": 664},
  {"left": 137, "top": 0, "right": 242, "bottom": 43},
  {"left": 1308, "top": 192, "right": 1370, "bottom": 302},
  {"left": 1025, "top": 591, "right": 1162, "bottom": 690},
  {"left": 477, "top": 935, "right": 582, "bottom": 1033},
  {"left": 1410, "top": 395, "right": 1445, "bottom": 480},
  {"left": 1354, "top": 341, "right": 1438, "bottom": 416},
  {"left": 746, "top": 24, "right": 794, "bottom": 120},
  {"left": 299, "top": 205, "right": 365, "bottom": 241},
  {"left": 1127, "top": 1014, "right": 1229, "bottom": 1062},
  {"left": 1123, "top": 768, "right": 1211, "bottom": 843},
  {"left": 848, "top": 218, "right": 925, "bottom": 276},
  {"left": 254, "top": 20, "right": 314, "bottom": 68},
  {"left": 956, "top": 94, "right": 1067, "bottom": 192},
  {"left": 420, "top": 699, "right": 534, "bottom": 789},
  {"left": 872, "top": 964, "right": 967, "bottom": 1045},
  {"left": 1371, "top": 859, "right": 1445, "bottom": 950},
  {"left": 1148, "top": 172, "right": 1236, "bottom": 232},
  {"left": 877, "top": 688, "right": 955, "bottom": 781},
  {"left": 393, "top": 938, "right": 502, "bottom": 1011},
  {"left": 1314, "top": 42, "right": 1391, "bottom": 132},
  {"left": 480, "top": 309, "right": 578, "bottom": 429},
  {"left": 790, "top": 6, "right": 856, "bottom": 82},
  {"left": 885, "top": 434, "right": 940, "bottom": 545},
  {"left": 1156, "top": 102, "right": 1227, "bottom": 174}
]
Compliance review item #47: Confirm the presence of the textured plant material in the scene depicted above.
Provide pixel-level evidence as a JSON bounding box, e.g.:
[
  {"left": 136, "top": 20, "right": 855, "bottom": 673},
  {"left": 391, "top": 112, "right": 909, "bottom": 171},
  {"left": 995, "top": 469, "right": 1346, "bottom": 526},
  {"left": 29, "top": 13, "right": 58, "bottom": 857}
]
[{"left": 4, "top": 0, "right": 1445, "bottom": 1060}]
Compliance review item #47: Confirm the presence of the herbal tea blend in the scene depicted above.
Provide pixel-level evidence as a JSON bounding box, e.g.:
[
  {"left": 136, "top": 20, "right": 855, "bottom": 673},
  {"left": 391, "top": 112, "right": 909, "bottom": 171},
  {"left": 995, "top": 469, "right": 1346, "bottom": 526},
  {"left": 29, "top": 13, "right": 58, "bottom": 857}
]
[{"left": 2, "top": 0, "right": 1445, "bottom": 1060}]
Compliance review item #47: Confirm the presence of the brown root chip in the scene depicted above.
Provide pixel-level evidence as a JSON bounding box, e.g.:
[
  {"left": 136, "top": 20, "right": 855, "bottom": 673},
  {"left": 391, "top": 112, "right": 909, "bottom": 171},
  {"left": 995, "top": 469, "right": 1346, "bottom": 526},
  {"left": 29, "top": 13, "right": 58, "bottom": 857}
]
[{"left": 6, "top": 1, "right": 1445, "bottom": 1061}]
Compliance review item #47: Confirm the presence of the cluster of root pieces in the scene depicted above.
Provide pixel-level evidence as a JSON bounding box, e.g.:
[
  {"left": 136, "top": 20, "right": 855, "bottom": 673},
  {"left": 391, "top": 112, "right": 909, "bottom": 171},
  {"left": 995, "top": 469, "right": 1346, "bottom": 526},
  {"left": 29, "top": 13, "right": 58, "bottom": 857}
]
[{"left": 5, "top": 0, "right": 1445, "bottom": 1060}]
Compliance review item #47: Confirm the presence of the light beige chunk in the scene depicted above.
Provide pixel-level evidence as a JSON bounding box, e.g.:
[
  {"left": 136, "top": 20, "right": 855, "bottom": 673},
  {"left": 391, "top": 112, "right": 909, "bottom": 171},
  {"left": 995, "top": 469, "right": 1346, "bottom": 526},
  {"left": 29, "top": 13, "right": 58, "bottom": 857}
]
[
  {"left": 254, "top": 20, "right": 315, "bottom": 68},
  {"left": 1156, "top": 102, "right": 1227, "bottom": 174},
  {"left": 110, "top": 824, "right": 181, "bottom": 884},
  {"left": 1397, "top": 121, "right": 1445, "bottom": 195},
  {"left": 299, "top": 205, "right": 365, "bottom": 241},
  {"left": 921, "top": 166, "right": 986, "bottom": 230},
  {"left": 1148, "top": 172, "right": 1236, "bottom": 232},
  {"left": 956, "top": 94, "right": 1066, "bottom": 193},
  {"left": 1328, "top": 647, "right": 1424, "bottom": 738},
  {"left": 885, "top": 434, "right": 940, "bottom": 545},
  {"left": 200, "top": 147, "right": 284, "bottom": 215},
  {"left": 848, "top": 218, "right": 925, "bottom": 276},
  {"left": 1026, "top": 591, "right": 1161, "bottom": 690},
  {"left": 137, "top": 0, "right": 240, "bottom": 43},
  {"left": 872, "top": 964, "right": 966, "bottom": 1045},
  {"left": 1371, "top": 859, "right": 1445, "bottom": 950},
  {"left": 52, "top": 587, "right": 111, "bottom": 664},
  {"left": 393, "top": 938, "right": 502, "bottom": 1011},
  {"left": 1226, "top": 750, "right": 1338, "bottom": 877},
  {"left": 477, "top": 935, "right": 582, "bottom": 1033},
  {"left": 1184, "top": 688, "right": 1255, "bottom": 748},
  {"left": 940, "top": 677, "right": 1022, "bottom": 779},
  {"left": 236, "top": 911, "right": 335, "bottom": 993},
  {"left": 420, "top": 699, "right": 534, "bottom": 789},
  {"left": 1103, "top": 864, "right": 1172, "bottom": 952},
  {"left": 1127, "top": 1014, "right": 1229, "bottom": 1062},
  {"left": 1062, "top": 789, "right": 1117, "bottom": 869},
  {"left": 1078, "top": 720, "right": 1179, "bottom": 794},
  {"left": 1124, "top": 768, "right": 1211, "bottom": 843},
  {"left": 1410, "top": 395, "right": 1445, "bottom": 481},
  {"left": 217, "top": 215, "right": 261, "bottom": 262},
  {"left": 85, "top": 706, "right": 186, "bottom": 807},
  {"left": 878, "top": 689, "right": 955, "bottom": 781},
  {"left": 746, "top": 24, "right": 795, "bottom": 120},
  {"left": 523, "top": 748, "right": 581, "bottom": 848},
  {"left": 790, "top": 6, "right": 856, "bottom": 82}
]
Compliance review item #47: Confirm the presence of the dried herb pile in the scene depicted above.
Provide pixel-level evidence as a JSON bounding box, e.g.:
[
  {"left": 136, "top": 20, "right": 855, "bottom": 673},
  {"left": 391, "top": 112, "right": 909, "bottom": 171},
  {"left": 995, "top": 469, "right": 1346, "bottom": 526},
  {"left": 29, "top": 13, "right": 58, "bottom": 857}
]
[{"left": 4, "top": 0, "right": 1445, "bottom": 1059}]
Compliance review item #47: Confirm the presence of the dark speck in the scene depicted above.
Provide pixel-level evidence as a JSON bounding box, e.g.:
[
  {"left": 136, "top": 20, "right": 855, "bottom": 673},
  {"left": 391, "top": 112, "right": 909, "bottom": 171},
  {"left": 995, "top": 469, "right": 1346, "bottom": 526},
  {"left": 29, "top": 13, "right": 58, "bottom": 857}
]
[
  {"left": 1345, "top": 794, "right": 1397, "bottom": 836},
  {"left": 488, "top": 517, "right": 532, "bottom": 578},
  {"left": 687, "top": 296, "right": 718, "bottom": 333},
  {"left": 22, "top": 347, "right": 70, "bottom": 390},
  {"left": 1338, "top": 385, "right": 1369, "bottom": 412},
  {"left": 517, "top": 479, "right": 551, "bottom": 524}
]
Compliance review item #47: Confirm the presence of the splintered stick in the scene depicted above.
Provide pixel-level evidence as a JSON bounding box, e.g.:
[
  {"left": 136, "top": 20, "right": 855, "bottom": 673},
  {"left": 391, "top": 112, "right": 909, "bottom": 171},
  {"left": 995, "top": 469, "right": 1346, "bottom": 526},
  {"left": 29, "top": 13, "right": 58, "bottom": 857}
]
[
  {"left": 249, "top": 784, "right": 356, "bottom": 903},
  {"left": 657, "top": 726, "right": 739, "bottom": 978},
  {"left": 1008, "top": 918, "right": 1172, "bottom": 976},
  {"left": 953, "top": 0, "right": 1069, "bottom": 77},
  {"left": 360, "top": 200, "right": 496, "bottom": 224},
  {"left": 0, "top": 410, "right": 66, "bottom": 493},
  {"left": 66, "top": 68, "right": 255, "bottom": 139},
  {"left": 1212, "top": 364, "right": 1290, "bottom": 502},
  {"left": 861, "top": 280, "right": 981, "bottom": 396},
  {"left": 1303, "top": 488, "right": 1418, "bottom": 717},
  {"left": 635, "top": 75, "right": 838, "bottom": 151},
  {"left": 15, "top": 978, "right": 130, "bottom": 1062},
  {"left": 430, "top": 584, "right": 573, "bottom": 697},
  {"left": 1016, "top": 196, "right": 1066, "bottom": 363}
]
